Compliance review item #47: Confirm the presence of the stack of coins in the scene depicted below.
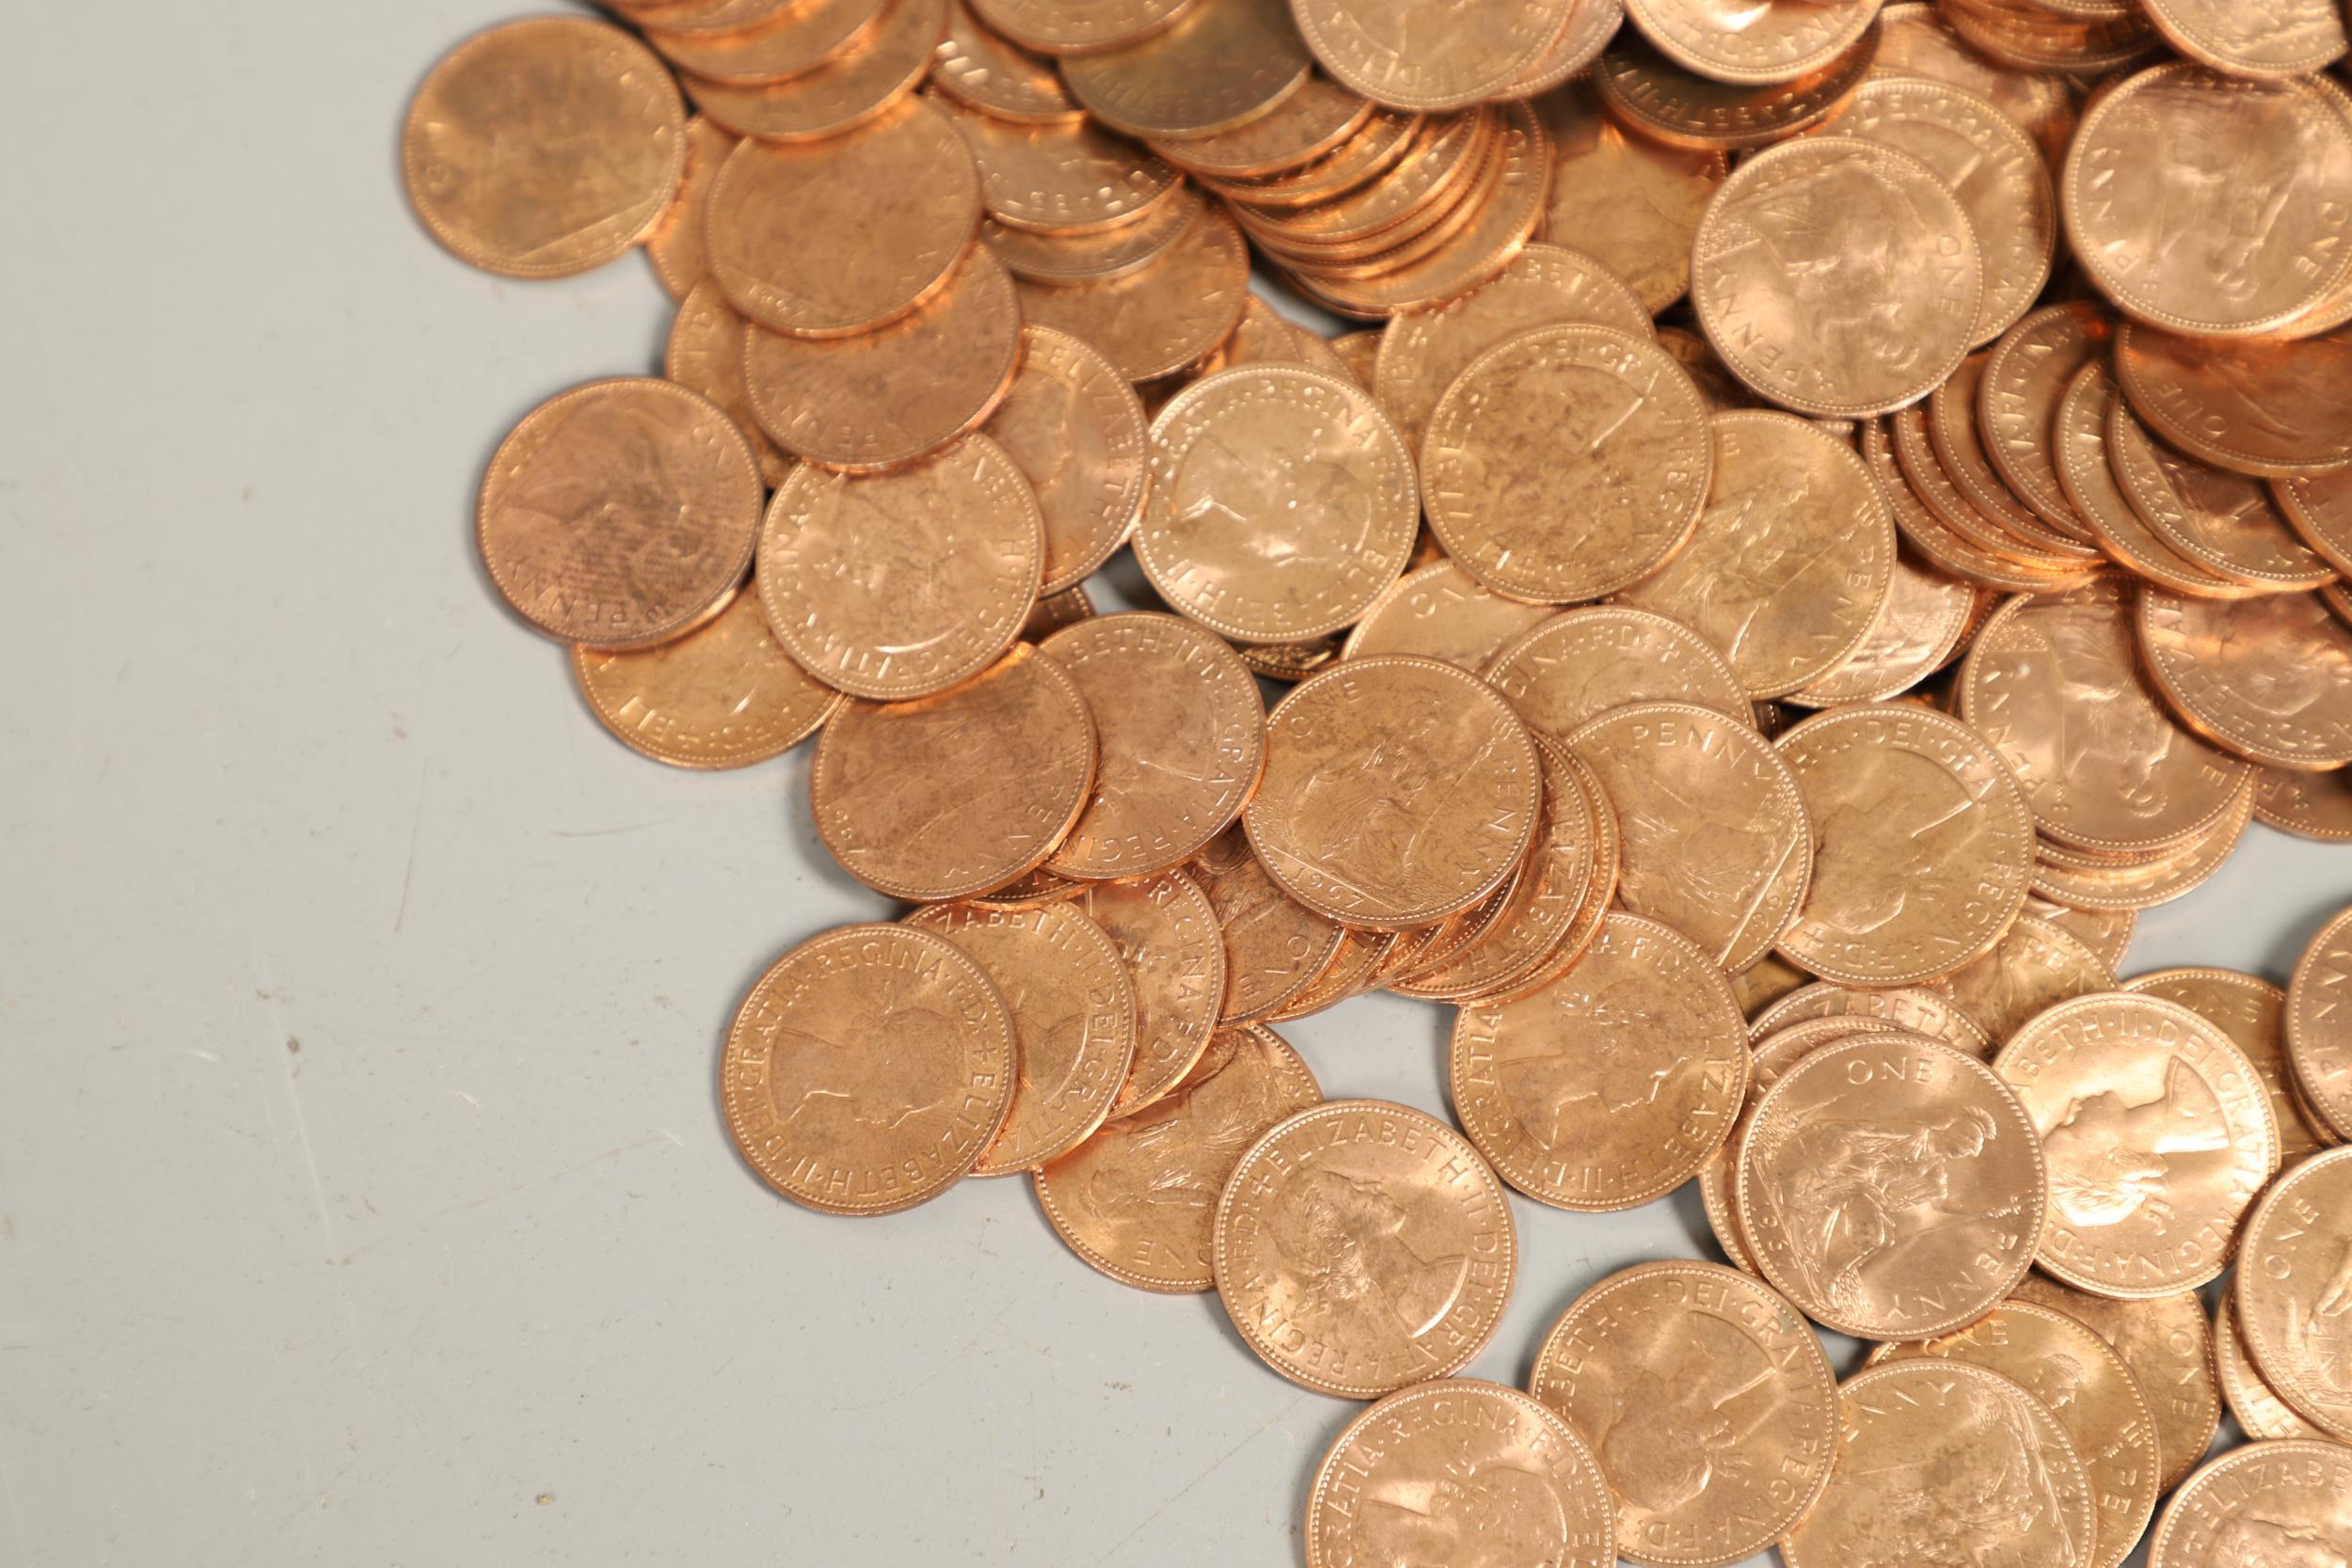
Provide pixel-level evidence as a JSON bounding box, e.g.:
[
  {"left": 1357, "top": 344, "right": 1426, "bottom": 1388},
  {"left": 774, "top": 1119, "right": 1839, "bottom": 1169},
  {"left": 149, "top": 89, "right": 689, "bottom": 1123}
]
[{"left": 406, "top": 0, "right": 2352, "bottom": 1560}]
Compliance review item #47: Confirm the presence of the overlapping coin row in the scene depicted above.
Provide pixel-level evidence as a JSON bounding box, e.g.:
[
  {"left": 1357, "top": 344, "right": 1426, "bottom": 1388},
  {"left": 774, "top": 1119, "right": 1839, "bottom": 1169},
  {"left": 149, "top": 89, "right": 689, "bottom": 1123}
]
[{"left": 407, "top": 0, "right": 2352, "bottom": 1560}]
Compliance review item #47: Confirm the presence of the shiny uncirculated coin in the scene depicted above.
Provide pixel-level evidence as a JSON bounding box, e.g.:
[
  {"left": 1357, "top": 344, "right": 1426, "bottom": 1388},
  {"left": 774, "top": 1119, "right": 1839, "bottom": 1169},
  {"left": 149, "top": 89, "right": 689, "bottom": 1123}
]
[
  {"left": 1593, "top": 26, "right": 1882, "bottom": 152},
  {"left": 1692, "top": 135, "right": 1982, "bottom": 419},
  {"left": 983, "top": 326, "right": 1150, "bottom": 594},
  {"left": 2126, "top": 966, "right": 2330, "bottom": 1165},
  {"left": 2216, "top": 1293, "right": 2327, "bottom": 1440},
  {"left": 1340, "top": 561, "right": 1554, "bottom": 672},
  {"left": 1787, "top": 545, "right": 1977, "bottom": 707},
  {"left": 1927, "top": 912, "right": 2114, "bottom": 1047},
  {"left": 1073, "top": 871, "right": 1225, "bottom": 1117},
  {"left": 808, "top": 644, "right": 1095, "bottom": 902},
  {"left": 1188, "top": 824, "right": 1347, "bottom": 1022},
  {"left": 1041, "top": 611, "right": 1264, "bottom": 879},
  {"left": 1149, "top": 77, "right": 1373, "bottom": 178},
  {"left": 2136, "top": 0, "right": 2347, "bottom": 82},
  {"left": 2009, "top": 1274, "right": 2220, "bottom": 1493},
  {"left": 645, "top": 0, "right": 888, "bottom": 83},
  {"left": 646, "top": 117, "right": 734, "bottom": 299},
  {"left": 1248, "top": 657, "right": 1541, "bottom": 928},
  {"left": 930, "top": 90, "right": 1182, "bottom": 230},
  {"left": 981, "top": 185, "right": 1205, "bottom": 282},
  {"left": 756, "top": 437, "right": 1041, "bottom": 701},
  {"left": 1454, "top": 913, "right": 1747, "bottom": 1212},
  {"left": 1483, "top": 606, "right": 1750, "bottom": 745},
  {"left": 1979, "top": 303, "right": 2108, "bottom": 539},
  {"left": 1748, "top": 982, "right": 1992, "bottom": 1056},
  {"left": 1869, "top": 1299, "right": 2159, "bottom": 1568},
  {"left": 665, "top": 282, "right": 792, "bottom": 487},
  {"left": 722, "top": 923, "right": 1015, "bottom": 1214},
  {"left": 405, "top": 17, "right": 686, "bottom": 278},
  {"left": 681, "top": 0, "right": 946, "bottom": 143},
  {"left": 2062, "top": 65, "right": 2352, "bottom": 339},
  {"left": 1061, "top": 0, "right": 1312, "bottom": 136},
  {"left": 705, "top": 96, "right": 979, "bottom": 338},
  {"left": 1528, "top": 1260, "right": 1836, "bottom": 1568},
  {"left": 2115, "top": 322, "right": 2352, "bottom": 480},
  {"left": 1036, "top": 1022, "right": 1318, "bottom": 1291},
  {"left": 1784, "top": 1360, "right": 2093, "bottom": 1568},
  {"left": 2057, "top": 367, "right": 2250, "bottom": 598},
  {"left": 2138, "top": 588, "right": 2352, "bottom": 771},
  {"left": 2107, "top": 406, "right": 2335, "bottom": 591},
  {"left": 2288, "top": 905, "right": 2352, "bottom": 1143},
  {"left": 2256, "top": 763, "right": 2352, "bottom": 843},
  {"left": 1871, "top": 1, "right": 2076, "bottom": 166},
  {"left": 2028, "top": 776, "right": 2255, "bottom": 913},
  {"left": 1994, "top": 990, "right": 2279, "bottom": 1297},
  {"left": 1625, "top": 0, "right": 1879, "bottom": 87},
  {"left": 2148, "top": 1438, "right": 2352, "bottom": 1568},
  {"left": 1291, "top": 0, "right": 1575, "bottom": 111},
  {"left": 904, "top": 899, "right": 1137, "bottom": 1176},
  {"left": 1422, "top": 325, "right": 1713, "bottom": 603},
  {"left": 1773, "top": 703, "right": 2035, "bottom": 988},
  {"left": 2025, "top": 897, "right": 2137, "bottom": 972},
  {"left": 1214, "top": 1099, "right": 1517, "bottom": 1398},
  {"left": 1565, "top": 703, "right": 1810, "bottom": 973},
  {"left": 1621, "top": 410, "right": 1896, "bottom": 699},
  {"left": 478, "top": 378, "right": 761, "bottom": 649},
  {"left": 1738, "top": 1033, "right": 2045, "bottom": 1338},
  {"left": 1136, "top": 364, "right": 1418, "bottom": 641},
  {"left": 573, "top": 585, "right": 840, "bottom": 768},
  {"left": 2235, "top": 1145, "right": 2352, "bottom": 1441},
  {"left": 1533, "top": 77, "right": 1724, "bottom": 314},
  {"left": 967, "top": 0, "right": 1197, "bottom": 53},
  {"left": 931, "top": 0, "right": 1080, "bottom": 120},
  {"left": 1304, "top": 1380, "right": 1615, "bottom": 1568}
]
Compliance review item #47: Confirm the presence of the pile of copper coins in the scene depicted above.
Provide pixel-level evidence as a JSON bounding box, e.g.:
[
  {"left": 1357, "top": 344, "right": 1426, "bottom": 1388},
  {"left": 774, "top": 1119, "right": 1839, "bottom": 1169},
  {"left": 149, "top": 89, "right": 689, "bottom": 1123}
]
[{"left": 406, "top": 0, "right": 2352, "bottom": 1559}]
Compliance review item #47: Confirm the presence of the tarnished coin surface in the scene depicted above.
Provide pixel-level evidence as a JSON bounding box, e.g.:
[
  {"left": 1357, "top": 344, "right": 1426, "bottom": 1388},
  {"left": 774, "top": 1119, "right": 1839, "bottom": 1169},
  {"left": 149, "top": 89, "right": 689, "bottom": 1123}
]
[{"left": 1214, "top": 1099, "right": 1517, "bottom": 1398}]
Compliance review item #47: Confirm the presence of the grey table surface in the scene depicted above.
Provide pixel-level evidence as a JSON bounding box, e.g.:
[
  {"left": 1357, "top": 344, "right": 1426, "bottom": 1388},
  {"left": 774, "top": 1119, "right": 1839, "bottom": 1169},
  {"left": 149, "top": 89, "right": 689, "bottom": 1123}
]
[{"left": 3, "top": 3, "right": 2348, "bottom": 1564}]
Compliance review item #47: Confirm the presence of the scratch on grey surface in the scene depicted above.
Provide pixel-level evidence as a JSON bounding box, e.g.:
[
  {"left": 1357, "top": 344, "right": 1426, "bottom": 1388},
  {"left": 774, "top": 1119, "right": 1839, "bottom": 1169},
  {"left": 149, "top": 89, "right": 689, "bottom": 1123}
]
[
  {"left": 1099, "top": 1392, "right": 1313, "bottom": 1564},
  {"left": 254, "top": 956, "right": 337, "bottom": 1251},
  {"left": 393, "top": 761, "right": 428, "bottom": 934},
  {"left": 820, "top": 1298, "right": 1022, "bottom": 1416},
  {"left": 329, "top": 1135, "right": 672, "bottom": 1264},
  {"left": 549, "top": 818, "right": 674, "bottom": 839}
]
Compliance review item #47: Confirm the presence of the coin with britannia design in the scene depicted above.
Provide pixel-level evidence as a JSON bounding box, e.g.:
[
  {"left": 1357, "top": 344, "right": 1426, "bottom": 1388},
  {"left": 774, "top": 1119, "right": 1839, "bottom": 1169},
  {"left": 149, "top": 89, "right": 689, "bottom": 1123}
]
[
  {"left": 2235, "top": 1145, "right": 2352, "bottom": 1442},
  {"left": 2289, "top": 906, "right": 2352, "bottom": 1143},
  {"left": 2009, "top": 1273, "right": 2220, "bottom": 1493}
]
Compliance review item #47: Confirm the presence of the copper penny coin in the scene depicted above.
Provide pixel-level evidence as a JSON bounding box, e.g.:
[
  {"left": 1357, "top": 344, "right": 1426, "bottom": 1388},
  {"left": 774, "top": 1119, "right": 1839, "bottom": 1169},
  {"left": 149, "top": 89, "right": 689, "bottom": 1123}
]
[
  {"left": 2063, "top": 65, "right": 2352, "bottom": 340},
  {"left": 682, "top": 0, "right": 946, "bottom": 144},
  {"left": 1529, "top": 1261, "right": 1836, "bottom": 1568},
  {"left": 619, "top": 0, "right": 789, "bottom": 41},
  {"left": 2010, "top": 1273, "right": 2221, "bottom": 1493},
  {"left": 931, "top": 0, "right": 1081, "bottom": 120},
  {"left": 2056, "top": 365, "right": 2252, "bottom": 598},
  {"left": 1621, "top": 410, "right": 1896, "bottom": 700},
  {"left": 1454, "top": 912, "right": 1748, "bottom": 1212},
  {"left": 1270, "top": 924, "right": 1395, "bottom": 1019},
  {"left": 2236, "top": 1145, "right": 2352, "bottom": 1441},
  {"left": 721, "top": 923, "right": 1015, "bottom": 1214},
  {"left": 1627, "top": 0, "right": 1879, "bottom": 87},
  {"left": 2025, "top": 897, "right": 2137, "bottom": 972},
  {"left": 1213, "top": 1098, "right": 1517, "bottom": 1398},
  {"left": 1931, "top": 356, "right": 2098, "bottom": 562},
  {"left": 966, "top": 0, "right": 1197, "bottom": 54},
  {"left": 1895, "top": 396, "right": 2087, "bottom": 568},
  {"left": 1929, "top": 912, "right": 2115, "bottom": 1047},
  {"left": 1073, "top": 869, "right": 1226, "bottom": 1116},
  {"left": 1939, "top": 0, "right": 2162, "bottom": 78},
  {"left": 1593, "top": 26, "right": 1882, "bottom": 152},
  {"left": 1694, "top": 135, "right": 1981, "bottom": 419},
  {"left": 983, "top": 325, "right": 1150, "bottom": 594},
  {"left": 1303, "top": 1380, "right": 1615, "bottom": 1568},
  {"left": 1788, "top": 1366, "right": 2091, "bottom": 1568},
  {"left": 1749, "top": 982, "right": 1992, "bottom": 1056},
  {"left": 2137, "top": 0, "right": 2347, "bottom": 78},
  {"left": 1730, "top": 954, "right": 1811, "bottom": 1019},
  {"left": 930, "top": 90, "right": 1181, "bottom": 231},
  {"left": 1248, "top": 656, "right": 1541, "bottom": 928},
  {"left": 644, "top": 0, "right": 889, "bottom": 84},
  {"left": 572, "top": 585, "right": 840, "bottom": 768},
  {"left": 1205, "top": 104, "right": 1422, "bottom": 208},
  {"left": 646, "top": 117, "right": 735, "bottom": 299},
  {"left": 1994, "top": 990, "right": 2279, "bottom": 1297},
  {"left": 981, "top": 185, "right": 1205, "bottom": 282},
  {"left": 2150, "top": 1439, "right": 2352, "bottom": 1568},
  {"left": 1148, "top": 77, "right": 1373, "bottom": 179},
  {"left": 1483, "top": 605, "right": 1750, "bottom": 746},
  {"left": 1960, "top": 576, "right": 2253, "bottom": 854},
  {"left": 2217, "top": 1294, "right": 2326, "bottom": 1440},
  {"left": 1868, "top": 417, "right": 2100, "bottom": 595},
  {"left": 2257, "top": 762, "right": 2352, "bottom": 842},
  {"left": 1199, "top": 296, "right": 1355, "bottom": 379},
  {"left": 1373, "top": 242, "right": 1651, "bottom": 446},
  {"left": 2287, "top": 468, "right": 2352, "bottom": 579},
  {"left": 1565, "top": 702, "right": 1810, "bottom": 973},
  {"left": 756, "top": 436, "right": 1040, "bottom": 700},
  {"left": 1773, "top": 703, "right": 2034, "bottom": 987},
  {"left": 905, "top": 899, "right": 1137, "bottom": 1175},
  {"left": 1013, "top": 206, "right": 1252, "bottom": 381},
  {"left": 1502, "top": 0, "right": 1623, "bottom": 95},
  {"left": 1292, "top": 0, "right": 1574, "bottom": 111},
  {"left": 2139, "top": 588, "right": 2352, "bottom": 770},
  {"left": 1787, "top": 545, "right": 1977, "bottom": 707},
  {"left": 1533, "top": 77, "right": 1724, "bottom": 315},
  {"left": 478, "top": 378, "right": 762, "bottom": 649},
  {"left": 705, "top": 95, "right": 980, "bottom": 339},
  {"left": 1136, "top": 364, "right": 1418, "bottom": 642},
  {"left": 1059, "top": 0, "right": 1312, "bottom": 136},
  {"left": 1869, "top": 1299, "right": 2160, "bottom": 1568},
  {"left": 404, "top": 17, "right": 686, "bottom": 279},
  {"left": 1821, "top": 74, "right": 2055, "bottom": 347},
  {"left": 2289, "top": 906, "right": 2352, "bottom": 1143},
  {"left": 1339, "top": 561, "right": 1555, "bottom": 671},
  {"left": 1871, "top": 1, "right": 2075, "bottom": 166},
  {"left": 1979, "top": 302, "right": 2108, "bottom": 539},
  {"left": 2117, "top": 323, "right": 2352, "bottom": 481},
  {"left": 1035, "top": 1022, "right": 1318, "bottom": 1291},
  {"left": 808, "top": 644, "right": 1095, "bottom": 901},
  {"left": 665, "top": 281, "right": 792, "bottom": 487},
  {"left": 2126, "top": 965, "right": 2330, "bottom": 1165},
  {"left": 1040, "top": 611, "right": 1264, "bottom": 879},
  {"left": 1739, "top": 1034, "right": 2046, "bottom": 1338},
  {"left": 1422, "top": 324, "right": 1712, "bottom": 603},
  {"left": 2107, "top": 404, "right": 2336, "bottom": 592},
  {"left": 2027, "top": 778, "right": 2254, "bottom": 913},
  {"left": 741, "top": 245, "right": 1021, "bottom": 472},
  {"left": 1188, "top": 823, "right": 1347, "bottom": 1022}
]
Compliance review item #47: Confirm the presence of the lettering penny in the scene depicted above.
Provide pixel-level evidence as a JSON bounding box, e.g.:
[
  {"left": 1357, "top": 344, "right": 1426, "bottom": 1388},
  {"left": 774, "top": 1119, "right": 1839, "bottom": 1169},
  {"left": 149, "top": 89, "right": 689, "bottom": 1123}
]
[
  {"left": 572, "top": 584, "right": 841, "bottom": 768},
  {"left": 1484, "top": 605, "right": 1750, "bottom": 746},
  {"left": 2288, "top": 905, "right": 2352, "bottom": 1142},
  {"left": 2010, "top": 1273, "right": 2221, "bottom": 1492},
  {"left": 2138, "top": 587, "right": 2352, "bottom": 770},
  {"left": 1188, "top": 823, "right": 1347, "bottom": 1022},
  {"left": 2235, "top": 1145, "right": 2352, "bottom": 1440},
  {"left": 2149, "top": 1438, "right": 2352, "bottom": 1568}
]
